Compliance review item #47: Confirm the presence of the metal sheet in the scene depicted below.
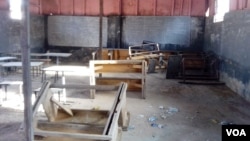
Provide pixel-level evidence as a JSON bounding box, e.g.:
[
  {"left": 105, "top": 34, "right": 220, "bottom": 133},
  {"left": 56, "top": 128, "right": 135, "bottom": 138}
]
[
  {"left": 156, "top": 0, "right": 173, "bottom": 16},
  {"left": 30, "top": 0, "right": 40, "bottom": 14},
  {"left": 41, "top": 0, "right": 60, "bottom": 15},
  {"left": 182, "top": 0, "right": 191, "bottom": 16},
  {"left": 60, "top": 0, "right": 73, "bottom": 15},
  {"left": 74, "top": 0, "right": 86, "bottom": 15},
  {"left": 191, "top": 0, "right": 206, "bottom": 16},
  {"left": 103, "top": 0, "right": 120, "bottom": 16},
  {"left": 173, "top": 0, "right": 183, "bottom": 16},
  {"left": 138, "top": 0, "right": 155, "bottom": 15},
  {"left": 121, "top": 0, "right": 138, "bottom": 15},
  {"left": 85, "top": 0, "right": 100, "bottom": 16}
]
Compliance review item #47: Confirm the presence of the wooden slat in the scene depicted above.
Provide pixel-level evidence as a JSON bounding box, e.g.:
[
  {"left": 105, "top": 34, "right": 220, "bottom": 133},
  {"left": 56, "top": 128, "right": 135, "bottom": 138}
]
[
  {"left": 95, "top": 64, "right": 142, "bottom": 73},
  {"left": 34, "top": 129, "right": 112, "bottom": 140},
  {"left": 50, "top": 83, "right": 119, "bottom": 91},
  {"left": 36, "top": 120, "right": 104, "bottom": 131},
  {"left": 103, "top": 83, "right": 127, "bottom": 135},
  {"left": 90, "top": 60, "right": 143, "bottom": 64},
  {"left": 32, "top": 81, "right": 51, "bottom": 117},
  {"left": 51, "top": 98, "right": 73, "bottom": 116},
  {"left": 96, "top": 79, "right": 141, "bottom": 91},
  {"left": 95, "top": 65, "right": 104, "bottom": 70},
  {"left": 132, "top": 65, "right": 142, "bottom": 69}
]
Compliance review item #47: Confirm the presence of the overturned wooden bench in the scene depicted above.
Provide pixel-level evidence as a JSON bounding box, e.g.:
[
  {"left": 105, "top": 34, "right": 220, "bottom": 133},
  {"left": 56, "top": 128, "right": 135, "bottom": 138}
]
[
  {"left": 32, "top": 81, "right": 129, "bottom": 141},
  {"left": 89, "top": 60, "right": 147, "bottom": 99}
]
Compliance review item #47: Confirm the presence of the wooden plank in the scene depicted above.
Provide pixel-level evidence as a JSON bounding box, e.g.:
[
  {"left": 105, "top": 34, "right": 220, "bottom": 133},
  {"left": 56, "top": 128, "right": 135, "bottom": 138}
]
[
  {"left": 132, "top": 83, "right": 142, "bottom": 88},
  {"left": 95, "top": 64, "right": 142, "bottom": 73},
  {"left": 96, "top": 77, "right": 142, "bottom": 80},
  {"left": 42, "top": 89, "right": 58, "bottom": 122},
  {"left": 141, "top": 60, "right": 146, "bottom": 99},
  {"left": 103, "top": 83, "right": 127, "bottom": 135},
  {"left": 95, "top": 65, "right": 104, "bottom": 70},
  {"left": 50, "top": 83, "right": 119, "bottom": 91},
  {"left": 51, "top": 98, "right": 73, "bottom": 116},
  {"left": 34, "top": 129, "right": 112, "bottom": 140},
  {"left": 130, "top": 54, "right": 160, "bottom": 60},
  {"left": 90, "top": 60, "right": 144, "bottom": 65},
  {"left": 113, "top": 49, "right": 129, "bottom": 60},
  {"left": 132, "top": 65, "right": 142, "bottom": 69},
  {"left": 96, "top": 79, "right": 141, "bottom": 91},
  {"left": 36, "top": 120, "right": 104, "bottom": 130},
  {"left": 32, "top": 81, "right": 51, "bottom": 117}
]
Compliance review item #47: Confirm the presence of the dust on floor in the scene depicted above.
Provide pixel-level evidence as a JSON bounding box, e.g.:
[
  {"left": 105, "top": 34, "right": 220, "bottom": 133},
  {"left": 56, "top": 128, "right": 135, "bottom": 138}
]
[{"left": 1, "top": 71, "right": 250, "bottom": 141}]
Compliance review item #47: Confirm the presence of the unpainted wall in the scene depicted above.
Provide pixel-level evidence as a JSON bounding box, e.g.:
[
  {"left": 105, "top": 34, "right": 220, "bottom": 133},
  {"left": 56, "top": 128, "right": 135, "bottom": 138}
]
[
  {"left": 204, "top": 10, "right": 250, "bottom": 101},
  {"left": 48, "top": 16, "right": 205, "bottom": 52},
  {"left": 47, "top": 16, "right": 108, "bottom": 47},
  {"left": 0, "top": 11, "right": 45, "bottom": 53}
]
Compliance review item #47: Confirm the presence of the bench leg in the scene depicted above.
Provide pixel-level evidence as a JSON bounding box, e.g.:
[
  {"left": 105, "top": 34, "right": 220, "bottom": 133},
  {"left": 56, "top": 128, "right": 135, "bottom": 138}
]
[{"left": 4, "top": 85, "right": 7, "bottom": 101}]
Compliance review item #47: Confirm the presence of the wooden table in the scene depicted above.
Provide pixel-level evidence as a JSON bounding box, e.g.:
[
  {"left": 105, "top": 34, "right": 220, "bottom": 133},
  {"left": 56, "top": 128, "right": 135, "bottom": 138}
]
[{"left": 1, "top": 62, "right": 44, "bottom": 77}]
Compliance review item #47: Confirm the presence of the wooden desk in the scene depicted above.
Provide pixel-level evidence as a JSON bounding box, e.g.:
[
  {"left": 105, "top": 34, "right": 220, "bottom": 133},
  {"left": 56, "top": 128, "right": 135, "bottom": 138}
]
[{"left": 1, "top": 62, "right": 44, "bottom": 76}]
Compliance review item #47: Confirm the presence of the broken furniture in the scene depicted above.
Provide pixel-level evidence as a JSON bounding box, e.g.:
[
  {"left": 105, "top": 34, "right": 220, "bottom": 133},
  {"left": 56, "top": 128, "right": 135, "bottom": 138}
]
[
  {"left": 166, "top": 51, "right": 221, "bottom": 84},
  {"left": 128, "top": 42, "right": 167, "bottom": 73},
  {"left": 180, "top": 52, "right": 220, "bottom": 82},
  {"left": 89, "top": 60, "right": 147, "bottom": 99},
  {"left": 32, "top": 81, "right": 129, "bottom": 141},
  {"left": 92, "top": 48, "right": 130, "bottom": 60}
]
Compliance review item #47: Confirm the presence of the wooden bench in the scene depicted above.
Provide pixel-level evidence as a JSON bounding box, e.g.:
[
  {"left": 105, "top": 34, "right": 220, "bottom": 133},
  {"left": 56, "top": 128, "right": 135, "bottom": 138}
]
[{"left": 89, "top": 60, "right": 147, "bottom": 99}]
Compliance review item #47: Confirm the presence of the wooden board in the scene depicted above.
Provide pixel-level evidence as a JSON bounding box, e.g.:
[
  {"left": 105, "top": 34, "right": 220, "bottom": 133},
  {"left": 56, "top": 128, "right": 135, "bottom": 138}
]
[{"left": 96, "top": 78, "right": 142, "bottom": 91}]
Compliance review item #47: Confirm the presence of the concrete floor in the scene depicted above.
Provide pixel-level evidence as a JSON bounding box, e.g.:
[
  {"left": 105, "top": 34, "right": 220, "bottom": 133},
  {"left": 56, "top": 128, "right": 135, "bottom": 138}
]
[{"left": 0, "top": 65, "right": 250, "bottom": 141}]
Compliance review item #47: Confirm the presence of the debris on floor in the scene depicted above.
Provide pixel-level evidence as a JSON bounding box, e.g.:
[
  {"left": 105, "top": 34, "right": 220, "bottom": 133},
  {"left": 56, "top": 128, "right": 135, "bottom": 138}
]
[{"left": 148, "top": 116, "right": 158, "bottom": 122}]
